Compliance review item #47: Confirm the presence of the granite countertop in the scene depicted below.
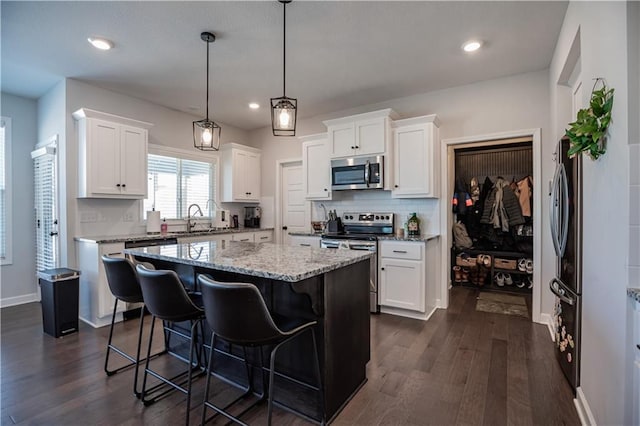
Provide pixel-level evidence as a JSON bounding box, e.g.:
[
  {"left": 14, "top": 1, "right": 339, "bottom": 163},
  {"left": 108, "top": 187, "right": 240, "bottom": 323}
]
[
  {"left": 628, "top": 288, "right": 640, "bottom": 303},
  {"left": 76, "top": 228, "right": 274, "bottom": 244},
  {"left": 289, "top": 231, "right": 440, "bottom": 242},
  {"left": 124, "top": 241, "right": 372, "bottom": 282},
  {"left": 378, "top": 234, "right": 440, "bottom": 242}
]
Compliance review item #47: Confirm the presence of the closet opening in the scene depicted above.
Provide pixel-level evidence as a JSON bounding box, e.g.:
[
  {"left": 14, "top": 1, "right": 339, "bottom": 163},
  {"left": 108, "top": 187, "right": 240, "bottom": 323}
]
[{"left": 450, "top": 136, "right": 535, "bottom": 315}]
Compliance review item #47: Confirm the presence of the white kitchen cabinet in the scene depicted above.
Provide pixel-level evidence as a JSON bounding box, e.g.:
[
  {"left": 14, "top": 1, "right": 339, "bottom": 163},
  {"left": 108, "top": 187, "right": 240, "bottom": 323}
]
[
  {"left": 76, "top": 240, "right": 126, "bottom": 328},
  {"left": 301, "top": 133, "right": 331, "bottom": 200},
  {"left": 253, "top": 230, "right": 274, "bottom": 243},
  {"left": 323, "top": 109, "right": 397, "bottom": 159},
  {"left": 73, "top": 108, "right": 152, "bottom": 199},
  {"left": 391, "top": 115, "right": 440, "bottom": 198},
  {"left": 220, "top": 143, "right": 261, "bottom": 202},
  {"left": 289, "top": 235, "right": 321, "bottom": 247},
  {"left": 379, "top": 241, "right": 425, "bottom": 312},
  {"left": 379, "top": 237, "right": 440, "bottom": 320}
]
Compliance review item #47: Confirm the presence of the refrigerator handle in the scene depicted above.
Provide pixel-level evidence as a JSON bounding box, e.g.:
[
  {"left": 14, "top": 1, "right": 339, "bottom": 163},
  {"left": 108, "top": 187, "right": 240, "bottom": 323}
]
[
  {"left": 559, "top": 163, "right": 570, "bottom": 256},
  {"left": 549, "top": 278, "right": 575, "bottom": 306},
  {"left": 549, "top": 165, "right": 561, "bottom": 256}
]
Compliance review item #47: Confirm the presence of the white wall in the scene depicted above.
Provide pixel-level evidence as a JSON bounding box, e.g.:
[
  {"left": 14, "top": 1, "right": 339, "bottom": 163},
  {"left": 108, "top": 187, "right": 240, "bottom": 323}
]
[
  {"left": 250, "top": 69, "right": 553, "bottom": 310},
  {"left": 550, "top": 2, "right": 633, "bottom": 424},
  {"left": 0, "top": 93, "right": 38, "bottom": 306}
]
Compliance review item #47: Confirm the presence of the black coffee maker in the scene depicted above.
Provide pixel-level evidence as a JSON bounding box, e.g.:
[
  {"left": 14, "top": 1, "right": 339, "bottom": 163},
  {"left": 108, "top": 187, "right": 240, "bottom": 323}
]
[{"left": 244, "top": 206, "right": 261, "bottom": 228}]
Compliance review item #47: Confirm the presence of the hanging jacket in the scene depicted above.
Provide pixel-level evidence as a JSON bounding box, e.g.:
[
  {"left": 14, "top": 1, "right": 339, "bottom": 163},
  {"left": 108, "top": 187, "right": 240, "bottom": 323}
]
[
  {"left": 517, "top": 176, "right": 533, "bottom": 217},
  {"left": 480, "top": 177, "right": 525, "bottom": 231},
  {"left": 451, "top": 178, "right": 473, "bottom": 215}
]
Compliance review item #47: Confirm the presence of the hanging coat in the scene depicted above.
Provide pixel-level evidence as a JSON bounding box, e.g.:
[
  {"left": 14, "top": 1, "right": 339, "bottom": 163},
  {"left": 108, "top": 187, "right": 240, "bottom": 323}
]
[{"left": 480, "top": 177, "right": 525, "bottom": 231}]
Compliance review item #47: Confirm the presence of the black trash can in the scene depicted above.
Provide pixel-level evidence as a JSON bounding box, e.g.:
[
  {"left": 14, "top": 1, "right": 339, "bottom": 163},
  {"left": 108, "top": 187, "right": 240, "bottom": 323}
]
[{"left": 38, "top": 268, "right": 80, "bottom": 338}]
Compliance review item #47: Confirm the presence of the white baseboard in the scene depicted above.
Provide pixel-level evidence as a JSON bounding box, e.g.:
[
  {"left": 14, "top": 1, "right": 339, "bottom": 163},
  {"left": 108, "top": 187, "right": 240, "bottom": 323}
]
[
  {"left": 380, "top": 305, "right": 437, "bottom": 321},
  {"left": 575, "top": 386, "right": 597, "bottom": 426},
  {"left": 79, "top": 313, "right": 122, "bottom": 329},
  {"left": 0, "top": 293, "right": 40, "bottom": 308},
  {"left": 540, "top": 313, "right": 555, "bottom": 341}
]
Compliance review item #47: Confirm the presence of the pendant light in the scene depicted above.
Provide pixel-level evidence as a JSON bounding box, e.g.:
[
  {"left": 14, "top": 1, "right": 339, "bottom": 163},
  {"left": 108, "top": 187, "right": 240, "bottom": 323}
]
[
  {"left": 270, "top": 0, "right": 297, "bottom": 136},
  {"left": 193, "top": 31, "right": 221, "bottom": 151}
]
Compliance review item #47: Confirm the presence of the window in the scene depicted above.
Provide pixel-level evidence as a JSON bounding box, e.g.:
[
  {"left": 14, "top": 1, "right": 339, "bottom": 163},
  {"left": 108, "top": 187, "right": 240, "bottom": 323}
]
[
  {"left": 1, "top": 117, "right": 12, "bottom": 265},
  {"left": 143, "top": 147, "right": 217, "bottom": 220}
]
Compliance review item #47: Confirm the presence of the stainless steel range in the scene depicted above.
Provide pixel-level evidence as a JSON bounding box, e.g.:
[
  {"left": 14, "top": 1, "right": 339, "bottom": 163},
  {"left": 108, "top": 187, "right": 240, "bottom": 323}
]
[{"left": 321, "top": 212, "right": 394, "bottom": 313}]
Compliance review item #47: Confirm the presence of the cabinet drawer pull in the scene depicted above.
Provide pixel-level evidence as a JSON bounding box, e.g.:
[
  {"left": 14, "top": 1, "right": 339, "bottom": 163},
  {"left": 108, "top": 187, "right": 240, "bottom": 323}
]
[
  {"left": 122, "top": 184, "right": 126, "bottom": 188},
  {"left": 116, "top": 184, "right": 121, "bottom": 187},
  {"left": 107, "top": 252, "right": 122, "bottom": 256},
  {"left": 260, "top": 236, "right": 269, "bottom": 240},
  {"left": 239, "top": 238, "right": 250, "bottom": 242},
  {"left": 393, "top": 250, "right": 407, "bottom": 253},
  {"left": 300, "top": 243, "right": 311, "bottom": 247}
]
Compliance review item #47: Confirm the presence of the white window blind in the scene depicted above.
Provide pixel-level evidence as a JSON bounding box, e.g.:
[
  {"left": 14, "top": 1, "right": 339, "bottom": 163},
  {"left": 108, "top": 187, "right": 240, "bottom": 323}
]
[
  {"left": 33, "top": 149, "right": 57, "bottom": 271},
  {"left": 144, "top": 153, "right": 216, "bottom": 219},
  {"left": 0, "top": 117, "right": 11, "bottom": 265}
]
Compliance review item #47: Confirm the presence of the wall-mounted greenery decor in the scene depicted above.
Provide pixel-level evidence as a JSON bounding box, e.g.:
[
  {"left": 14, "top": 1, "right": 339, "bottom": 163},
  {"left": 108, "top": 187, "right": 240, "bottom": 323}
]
[{"left": 566, "top": 78, "right": 614, "bottom": 160}]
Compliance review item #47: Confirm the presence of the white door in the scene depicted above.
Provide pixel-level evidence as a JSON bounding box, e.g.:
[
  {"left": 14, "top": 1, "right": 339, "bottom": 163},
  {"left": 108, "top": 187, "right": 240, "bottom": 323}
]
[
  {"left": 279, "top": 162, "right": 309, "bottom": 245},
  {"left": 32, "top": 143, "right": 59, "bottom": 275}
]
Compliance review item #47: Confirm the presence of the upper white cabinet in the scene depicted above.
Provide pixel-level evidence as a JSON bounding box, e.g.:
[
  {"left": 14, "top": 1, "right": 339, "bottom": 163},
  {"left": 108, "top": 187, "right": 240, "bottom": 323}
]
[
  {"left": 300, "top": 133, "right": 331, "bottom": 200},
  {"left": 391, "top": 115, "right": 440, "bottom": 199},
  {"left": 220, "top": 143, "right": 261, "bottom": 202},
  {"left": 323, "top": 109, "right": 398, "bottom": 159},
  {"left": 73, "top": 108, "right": 152, "bottom": 199}
]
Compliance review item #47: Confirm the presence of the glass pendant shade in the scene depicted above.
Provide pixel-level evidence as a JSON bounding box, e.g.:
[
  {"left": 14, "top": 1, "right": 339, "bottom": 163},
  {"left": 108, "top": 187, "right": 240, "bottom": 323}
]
[
  {"left": 270, "top": 96, "right": 297, "bottom": 136},
  {"left": 194, "top": 31, "right": 221, "bottom": 151},
  {"left": 193, "top": 118, "right": 221, "bottom": 151}
]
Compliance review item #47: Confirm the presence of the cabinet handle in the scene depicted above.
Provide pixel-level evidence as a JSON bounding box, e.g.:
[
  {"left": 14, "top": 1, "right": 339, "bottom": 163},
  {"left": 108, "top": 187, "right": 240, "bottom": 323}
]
[
  {"left": 260, "top": 236, "right": 269, "bottom": 240},
  {"left": 122, "top": 184, "right": 126, "bottom": 188},
  {"left": 355, "top": 146, "right": 359, "bottom": 149},
  {"left": 116, "top": 184, "right": 121, "bottom": 187},
  {"left": 381, "top": 267, "right": 385, "bottom": 271},
  {"left": 394, "top": 185, "right": 399, "bottom": 188},
  {"left": 324, "top": 188, "right": 328, "bottom": 191},
  {"left": 240, "top": 238, "right": 250, "bottom": 242},
  {"left": 393, "top": 250, "right": 407, "bottom": 253},
  {"left": 300, "top": 243, "right": 311, "bottom": 247}
]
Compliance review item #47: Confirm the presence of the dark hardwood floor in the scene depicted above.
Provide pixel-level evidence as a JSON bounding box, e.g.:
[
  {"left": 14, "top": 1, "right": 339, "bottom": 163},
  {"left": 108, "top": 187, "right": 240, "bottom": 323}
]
[{"left": 1, "top": 287, "right": 579, "bottom": 425}]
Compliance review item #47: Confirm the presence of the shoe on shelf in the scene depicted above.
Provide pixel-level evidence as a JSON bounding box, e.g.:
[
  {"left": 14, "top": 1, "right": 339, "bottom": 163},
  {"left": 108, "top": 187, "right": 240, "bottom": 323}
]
[
  {"left": 516, "top": 278, "right": 526, "bottom": 288},
  {"left": 453, "top": 265, "right": 462, "bottom": 283},
  {"left": 518, "top": 258, "right": 527, "bottom": 272},
  {"left": 526, "top": 259, "right": 533, "bottom": 274},
  {"left": 495, "top": 272, "right": 505, "bottom": 287},
  {"left": 461, "top": 267, "right": 470, "bottom": 283},
  {"left": 483, "top": 255, "right": 492, "bottom": 267},
  {"left": 504, "top": 273, "right": 513, "bottom": 286},
  {"left": 527, "top": 275, "right": 534, "bottom": 289}
]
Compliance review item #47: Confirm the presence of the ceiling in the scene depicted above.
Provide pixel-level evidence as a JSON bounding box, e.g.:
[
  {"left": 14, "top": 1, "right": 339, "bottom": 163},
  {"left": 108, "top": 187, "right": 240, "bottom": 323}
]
[{"left": 1, "top": 1, "right": 568, "bottom": 131}]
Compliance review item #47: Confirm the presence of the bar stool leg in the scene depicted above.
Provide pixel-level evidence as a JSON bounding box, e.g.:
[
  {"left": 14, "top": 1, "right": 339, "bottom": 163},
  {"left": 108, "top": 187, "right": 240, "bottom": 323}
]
[
  {"left": 185, "top": 319, "right": 200, "bottom": 426},
  {"left": 104, "top": 298, "right": 120, "bottom": 376},
  {"left": 140, "top": 315, "right": 157, "bottom": 405}
]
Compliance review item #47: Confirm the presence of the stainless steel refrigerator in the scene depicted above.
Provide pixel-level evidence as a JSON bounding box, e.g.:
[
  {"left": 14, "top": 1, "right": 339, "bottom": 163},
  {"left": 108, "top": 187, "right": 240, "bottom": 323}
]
[{"left": 549, "top": 137, "right": 582, "bottom": 393}]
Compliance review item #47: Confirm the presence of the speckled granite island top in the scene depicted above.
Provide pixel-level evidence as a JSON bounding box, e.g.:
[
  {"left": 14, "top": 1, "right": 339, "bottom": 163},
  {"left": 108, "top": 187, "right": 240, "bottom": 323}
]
[
  {"left": 628, "top": 288, "right": 640, "bottom": 303},
  {"left": 124, "top": 241, "right": 372, "bottom": 282}
]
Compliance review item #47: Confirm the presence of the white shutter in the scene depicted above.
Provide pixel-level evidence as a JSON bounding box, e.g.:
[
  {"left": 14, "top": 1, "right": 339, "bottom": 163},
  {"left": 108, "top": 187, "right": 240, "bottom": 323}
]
[{"left": 33, "top": 147, "right": 58, "bottom": 271}]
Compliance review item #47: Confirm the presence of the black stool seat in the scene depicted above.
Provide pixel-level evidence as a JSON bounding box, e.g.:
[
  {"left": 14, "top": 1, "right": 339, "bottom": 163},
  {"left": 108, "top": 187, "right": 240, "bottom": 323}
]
[
  {"left": 102, "top": 255, "right": 163, "bottom": 397},
  {"left": 198, "top": 275, "right": 325, "bottom": 425},
  {"left": 136, "top": 265, "right": 206, "bottom": 426}
]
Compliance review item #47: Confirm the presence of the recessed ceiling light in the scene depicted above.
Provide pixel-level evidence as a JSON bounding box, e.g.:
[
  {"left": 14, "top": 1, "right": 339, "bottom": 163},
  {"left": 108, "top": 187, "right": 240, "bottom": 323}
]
[
  {"left": 248, "top": 103, "right": 260, "bottom": 109},
  {"left": 462, "top": 40, "right": 482, "bottom": 53},
  {"left": 88, "top": 37, "right": 114, "bottom": 51}
]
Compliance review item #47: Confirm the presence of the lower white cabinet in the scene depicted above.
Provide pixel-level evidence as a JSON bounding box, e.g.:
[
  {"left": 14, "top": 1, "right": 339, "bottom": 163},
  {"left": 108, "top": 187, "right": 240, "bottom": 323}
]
[
  {"left": 178, "top": 234, "right": 233, "bottom": 244},
  {"left": 379, "top": 241, "right": 425, "bottom": 312},
  {"left": 289, "top": 235, "right": 321, "bottom": 247},
  {"left": 76, "top": 241, "right": 126, "bottom": 328},
  {"left": 253, "top": 230, "right": 274, "bottom": 243},
  {"left": 378, "top": 238, "right": 440, "bottom": 319}
]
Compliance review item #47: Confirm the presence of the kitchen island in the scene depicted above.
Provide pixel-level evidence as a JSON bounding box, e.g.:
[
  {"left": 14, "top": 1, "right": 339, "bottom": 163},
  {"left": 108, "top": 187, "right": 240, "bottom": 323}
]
[{"left": 124, "top": 241, "right": 372, "bottom": 423}]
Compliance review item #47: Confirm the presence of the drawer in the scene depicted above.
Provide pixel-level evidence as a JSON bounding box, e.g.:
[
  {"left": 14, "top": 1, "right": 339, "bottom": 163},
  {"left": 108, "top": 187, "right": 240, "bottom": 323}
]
[
  {"left": 254, "top": 231, "right": 273, "bottom": 242},
  {"left": 380, "top": 241, "right": 423, "bottom": 260}
]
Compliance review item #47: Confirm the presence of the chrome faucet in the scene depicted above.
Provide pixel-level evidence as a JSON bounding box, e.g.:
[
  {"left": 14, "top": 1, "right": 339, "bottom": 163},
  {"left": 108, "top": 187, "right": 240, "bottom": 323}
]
[
  {"left": 187, "top": 203, "right": 203, "bottom": 232},
  {"left": 319, "top": 203, "right": 328, "bottom": 221}
]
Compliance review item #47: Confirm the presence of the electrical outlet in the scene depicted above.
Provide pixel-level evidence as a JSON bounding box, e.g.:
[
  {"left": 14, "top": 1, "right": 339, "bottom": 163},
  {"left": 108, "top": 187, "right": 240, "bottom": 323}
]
[{"left": 123, "top": 212, "right": 135, "bottom": 222}]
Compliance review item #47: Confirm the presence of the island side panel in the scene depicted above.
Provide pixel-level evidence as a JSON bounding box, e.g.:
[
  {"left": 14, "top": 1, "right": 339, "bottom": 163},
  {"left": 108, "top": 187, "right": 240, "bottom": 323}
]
[{"left": 323, "top": 258, "right": 371, "bottom": 420}]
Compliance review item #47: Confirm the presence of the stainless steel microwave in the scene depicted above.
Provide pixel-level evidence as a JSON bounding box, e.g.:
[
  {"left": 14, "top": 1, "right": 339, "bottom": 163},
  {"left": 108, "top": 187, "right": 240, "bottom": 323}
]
[{"left": 331, "top": 155, "right": 384, "bottom": 190}]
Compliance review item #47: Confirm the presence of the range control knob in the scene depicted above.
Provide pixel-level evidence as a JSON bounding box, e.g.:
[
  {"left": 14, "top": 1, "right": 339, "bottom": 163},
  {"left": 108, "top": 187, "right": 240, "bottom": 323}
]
[
  {"left": 386, "top": 215, "right": 390, "bottom": 220},
  {"left": 375, "top": 215, "right": 380, "bottom": 220}
]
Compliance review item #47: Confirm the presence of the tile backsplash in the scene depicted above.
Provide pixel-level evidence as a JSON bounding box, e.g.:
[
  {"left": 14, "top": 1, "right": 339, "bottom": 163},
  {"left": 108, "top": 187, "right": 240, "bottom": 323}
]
[{"left": 312, "top": 190, "right": 440, "bottom": 235}]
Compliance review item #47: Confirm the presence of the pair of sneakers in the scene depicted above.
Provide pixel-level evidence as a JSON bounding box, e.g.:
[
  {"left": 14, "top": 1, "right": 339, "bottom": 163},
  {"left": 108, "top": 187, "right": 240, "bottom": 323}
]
[
  {"left": 495, "top": 272, "right": 513, "bottom": 287},
  {"left": 517, "top": 258, "right": 533, "bottom": 273}
]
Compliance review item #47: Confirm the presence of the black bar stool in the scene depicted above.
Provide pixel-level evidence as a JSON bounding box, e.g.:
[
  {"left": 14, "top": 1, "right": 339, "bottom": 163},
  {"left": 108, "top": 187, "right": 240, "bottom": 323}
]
[
  {"left": 101, "top": 255, "right": 163, "bottom": 397},
  {"left": 198, "top": 275, "right": 324, "bottom": 426},
  {"left": 136, "top": 264, "right": 206, "bottom": 426}
]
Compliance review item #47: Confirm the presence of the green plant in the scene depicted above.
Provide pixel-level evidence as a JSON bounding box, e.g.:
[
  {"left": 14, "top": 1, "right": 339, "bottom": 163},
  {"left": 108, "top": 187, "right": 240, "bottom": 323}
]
[{"left": 565, "top": 78, "right": 614, "bottom": 160}]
